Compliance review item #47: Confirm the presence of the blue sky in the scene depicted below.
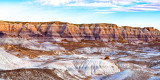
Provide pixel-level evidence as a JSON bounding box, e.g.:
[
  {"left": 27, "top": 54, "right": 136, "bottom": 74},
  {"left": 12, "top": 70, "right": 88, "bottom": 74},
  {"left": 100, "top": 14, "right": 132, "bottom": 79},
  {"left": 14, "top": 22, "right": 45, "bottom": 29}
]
[{"left": 0, "top": 0, "right": 160, "bottom": 30}]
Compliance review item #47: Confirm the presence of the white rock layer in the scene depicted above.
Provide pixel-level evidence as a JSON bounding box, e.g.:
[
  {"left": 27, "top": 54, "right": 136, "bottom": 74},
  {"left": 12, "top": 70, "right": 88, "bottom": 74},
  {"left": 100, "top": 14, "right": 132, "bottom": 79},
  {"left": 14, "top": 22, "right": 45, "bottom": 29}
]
[{"left": 0, "top": 48, "right": 32, "bottom": 70}]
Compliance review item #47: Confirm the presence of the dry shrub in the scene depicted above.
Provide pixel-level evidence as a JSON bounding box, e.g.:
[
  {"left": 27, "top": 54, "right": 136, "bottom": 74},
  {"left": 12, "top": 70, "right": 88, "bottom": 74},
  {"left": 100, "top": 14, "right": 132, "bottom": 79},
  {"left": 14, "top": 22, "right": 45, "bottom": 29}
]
[
  {"left": 118, "top": 36, "right": 128, "bottom": 43},
  {"left": 104, "top": 56, "right": 110, "bottom": 59}
]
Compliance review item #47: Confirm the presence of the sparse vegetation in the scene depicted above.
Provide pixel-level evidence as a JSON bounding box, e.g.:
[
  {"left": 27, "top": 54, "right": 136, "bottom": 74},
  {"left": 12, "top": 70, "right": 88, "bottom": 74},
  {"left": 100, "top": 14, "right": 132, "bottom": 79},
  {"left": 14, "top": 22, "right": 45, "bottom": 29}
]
[
  {"left": 104, "top": 56, "right": 110, "bottom": 59},
  {"left": 118, "top": 36, "right": 128, "bottom": 43}
]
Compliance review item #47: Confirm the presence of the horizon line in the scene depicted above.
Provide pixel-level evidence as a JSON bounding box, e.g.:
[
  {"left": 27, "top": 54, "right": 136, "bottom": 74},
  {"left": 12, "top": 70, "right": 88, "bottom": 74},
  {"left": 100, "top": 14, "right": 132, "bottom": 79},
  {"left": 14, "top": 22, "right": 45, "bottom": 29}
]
[{"left": 0, "top": 20, "right": 159, "bottom": 30}]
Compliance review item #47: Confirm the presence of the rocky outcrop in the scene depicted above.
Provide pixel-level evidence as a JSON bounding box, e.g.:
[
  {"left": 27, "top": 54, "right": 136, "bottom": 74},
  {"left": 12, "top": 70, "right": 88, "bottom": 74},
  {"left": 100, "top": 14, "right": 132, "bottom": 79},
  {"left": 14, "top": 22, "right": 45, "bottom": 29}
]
[{"left": 0, "top": 21, "right": 160, "bottom": 42}]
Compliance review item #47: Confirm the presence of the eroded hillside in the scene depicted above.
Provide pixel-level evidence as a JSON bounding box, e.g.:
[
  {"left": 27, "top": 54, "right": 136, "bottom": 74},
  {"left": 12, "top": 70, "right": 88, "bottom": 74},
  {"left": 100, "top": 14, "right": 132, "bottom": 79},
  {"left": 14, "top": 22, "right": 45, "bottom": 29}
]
[
  {"left": 0, "top": 38, "right": 159, "bottom": 80},
  {"left": 0, "top": 21, "right": 160, "bottom": 80},
  {"left": 0, "top": 20, "right": 160, "bottom": 42}
]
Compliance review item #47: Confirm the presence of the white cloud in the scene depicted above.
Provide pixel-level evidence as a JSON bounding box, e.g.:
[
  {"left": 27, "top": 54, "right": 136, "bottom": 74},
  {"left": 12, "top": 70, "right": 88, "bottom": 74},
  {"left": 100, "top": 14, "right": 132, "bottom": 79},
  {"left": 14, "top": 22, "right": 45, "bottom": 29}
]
[
  {"left": 94, "top": 9, "right": 115, "bottom": 14},
  {"left": 142, "top": 0, "right": 160, "bottom": 4},
  {"left": 35, "top": 0, "right": 160, "bottom": 12},
  {"left": 35, "top": 0, "right": 160, "bottom": 10},
  {"left": 110, "top": 3, "right": 160, "bottom": 12},
  {"left": 67, "top": 2, "right": 117, "bottom": 7},
  {"left": 36, "top": 0, "right": 82, "bottom": 6},
  {"left": 91, "top": 0, "right": 160, "bottom": 12},
  {"left": 96, "top": 11, "right": 115, "bottom": 14},
  {"left": 94, "top": 0, "right": 141, "bottom": 5}
]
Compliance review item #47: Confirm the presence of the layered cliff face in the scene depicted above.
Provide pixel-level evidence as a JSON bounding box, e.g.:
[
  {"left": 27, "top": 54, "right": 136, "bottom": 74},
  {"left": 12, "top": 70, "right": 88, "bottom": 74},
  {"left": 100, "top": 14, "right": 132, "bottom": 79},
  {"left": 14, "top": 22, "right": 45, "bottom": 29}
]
[{"left": 0, "top": 21, "right": 159, "bottom": 42}]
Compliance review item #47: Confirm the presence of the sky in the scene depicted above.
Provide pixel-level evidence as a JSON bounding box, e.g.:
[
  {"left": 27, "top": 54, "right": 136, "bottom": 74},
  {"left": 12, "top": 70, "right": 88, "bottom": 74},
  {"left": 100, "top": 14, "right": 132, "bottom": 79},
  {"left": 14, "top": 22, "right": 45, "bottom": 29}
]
[{"left": 0, "top": 0, "right": 160, "bottom": 30}]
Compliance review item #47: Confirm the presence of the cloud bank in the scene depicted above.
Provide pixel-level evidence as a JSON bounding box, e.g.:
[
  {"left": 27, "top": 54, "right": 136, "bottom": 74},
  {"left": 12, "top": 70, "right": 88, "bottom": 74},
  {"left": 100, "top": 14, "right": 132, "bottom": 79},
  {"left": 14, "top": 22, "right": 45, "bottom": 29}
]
[{"left": 35, "top": 0, "right": 160, "bottom": 12}]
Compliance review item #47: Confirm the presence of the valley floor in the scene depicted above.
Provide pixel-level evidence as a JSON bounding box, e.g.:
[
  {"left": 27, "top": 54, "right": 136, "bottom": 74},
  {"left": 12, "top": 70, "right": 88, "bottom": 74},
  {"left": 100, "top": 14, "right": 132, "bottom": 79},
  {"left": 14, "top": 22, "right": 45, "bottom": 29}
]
[{"left": 0, "top": 38, "right": 160, "bottom": 80}]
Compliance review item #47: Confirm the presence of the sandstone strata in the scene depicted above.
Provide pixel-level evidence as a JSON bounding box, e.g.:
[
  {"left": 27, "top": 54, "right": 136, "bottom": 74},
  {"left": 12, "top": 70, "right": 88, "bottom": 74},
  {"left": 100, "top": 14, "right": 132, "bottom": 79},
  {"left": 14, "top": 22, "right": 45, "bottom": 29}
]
[{"left": 0, "top": 21, "right": 159, "bottom": 42}]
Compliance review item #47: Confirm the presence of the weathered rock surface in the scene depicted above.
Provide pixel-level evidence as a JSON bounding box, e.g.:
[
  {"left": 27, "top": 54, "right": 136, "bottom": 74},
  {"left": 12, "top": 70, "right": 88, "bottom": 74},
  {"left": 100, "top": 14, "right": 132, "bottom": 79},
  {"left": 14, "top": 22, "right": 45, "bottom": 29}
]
[
  {"left": 0, "top": 21, "right": 160, "bottom": 42},
  {"left": 0, "top": 69, "right": 83, "bottom": 80}
]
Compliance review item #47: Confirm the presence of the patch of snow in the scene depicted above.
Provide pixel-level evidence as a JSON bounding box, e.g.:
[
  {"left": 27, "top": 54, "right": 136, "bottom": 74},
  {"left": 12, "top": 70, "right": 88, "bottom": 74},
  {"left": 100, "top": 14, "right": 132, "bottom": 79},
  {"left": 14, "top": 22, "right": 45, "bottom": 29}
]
[
  {"left": 58, "top": 54, "right": 104, "bottom": 59},
  {"left": 74, "top": 59, "right": 120, "bottom": 76},
  {"left": 39, "top": 60, "right": 81, "bottom": 76},
  {"left": 41, "top": 42, "right": 65, "bottom": 51},
  {"left": 117, "top": 55, "right": 127, "bottom": 57},
  {"left": 76, "top": 47, "right": 111, "bottom": 54},
  {"left": 145, "top": 52, "right": 160, "bottom": 57},
  {"left": 151, "top": 64, "right": 160, "bottom": 69},
  {"left": 142, "top": 47, "right": 159, "bottom": 53},
  {"left": 0, "top": 38, "right": 65, "bottom": 51},
  {"left": 33, "top": 55, "right": 56, "bottom": 61},
  {"left": 0, "top": 38, "right": 29, "bottom": 45},
  {"left": 118, "top": 62, "right": 147, "bottom": 70},
  {"left": 126, "top": 51, "right": 137, "bottom": 54},
  {"left": 106, "top": 51, "right": 117, "bottom": 55},
  {"left": 23, "top": 42, "right": 65, "bottom": 51},
  {"left": 58, "top": 54, "right": 88, "bottom": 59},
  {"left": 118, "top": 56, "right": 146, "bottom": 62},
  {"left": 0, "top": 48, "right": 33, "bottom": 70},
  {"left": 106, "top": 70, "right": 134, "bottom": 80},
  {"left": 147, "top": 76, "right": 160, "bottom": 80},
  {"left": 92, "top": 69, "right": 154, "bottom": 80},
  {"left": 40, "top": 59, "right": 120, "bottom": 76},
  {"left": 54, "top": 38, "right": 62, "bottom": 42},
  {"left": 137, "top": 52, "right": 160, "bottom": 58},
  {"left": 91, "top": 70, "right": 134, "bottom": 80}
]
